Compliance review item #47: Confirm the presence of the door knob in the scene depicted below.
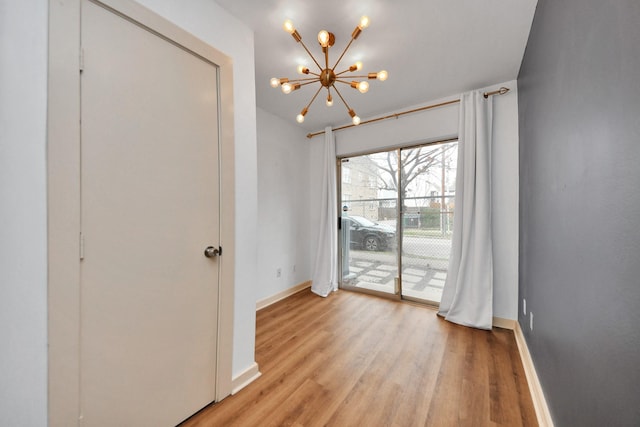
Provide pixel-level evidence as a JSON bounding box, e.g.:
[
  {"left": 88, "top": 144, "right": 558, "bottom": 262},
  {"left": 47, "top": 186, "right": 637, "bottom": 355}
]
[{"left": 204, "top": 246, "right": 220, "bottom": 258}]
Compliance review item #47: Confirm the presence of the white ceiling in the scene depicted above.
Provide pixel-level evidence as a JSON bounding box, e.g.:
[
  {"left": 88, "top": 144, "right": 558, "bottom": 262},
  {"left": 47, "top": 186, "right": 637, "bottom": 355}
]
[{"left": 214, "top": 0, "right": 538, "bottom": 132}]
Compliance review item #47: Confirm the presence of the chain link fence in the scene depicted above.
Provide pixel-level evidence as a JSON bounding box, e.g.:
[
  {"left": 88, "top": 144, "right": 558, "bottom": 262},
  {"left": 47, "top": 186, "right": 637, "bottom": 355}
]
[
  {"left": 341, "top": 196, "right": 454, "bottom": 262},
  {"left": 401, "top": 195, "right": 454, "bottom": 271}
]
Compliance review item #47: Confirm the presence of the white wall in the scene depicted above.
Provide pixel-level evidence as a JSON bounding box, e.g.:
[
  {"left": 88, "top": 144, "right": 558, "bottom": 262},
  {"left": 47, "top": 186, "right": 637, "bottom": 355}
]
[
  {"left": 335, "top": 99, "right": 459, "bottom": 157},
  {"left": 310, "top": 80, "right": 520, "bottom": 320},
  {"left": 256, "top": 108, "right": 311, "bottom": 301},
  {"left": 0, "top": 1, "right": 49, "bottom": 424},
  {"left": 134, "top": 0, "right": 259, "bottom": 378}
]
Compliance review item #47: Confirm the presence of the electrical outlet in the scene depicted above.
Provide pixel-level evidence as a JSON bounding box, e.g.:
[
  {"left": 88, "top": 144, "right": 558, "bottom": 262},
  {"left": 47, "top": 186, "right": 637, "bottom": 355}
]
[
  {"left": 530, "top": 312, "right": 534, "bottom": 331},
  {"left": 276, "top": 268, "right": 281, "bottom": 278},
  {"left": 523, "top": 298, "right": 527, "bottom": 315}
]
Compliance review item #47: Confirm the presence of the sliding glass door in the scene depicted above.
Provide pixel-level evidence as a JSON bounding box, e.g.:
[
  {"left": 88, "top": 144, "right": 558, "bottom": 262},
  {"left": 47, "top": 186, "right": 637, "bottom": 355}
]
[
  {"left": 339, "top": 141, "right": 458, "bottom": 305},
  {"left": 339, "top": 152, "right": 399, "bottom": 296},
  {"left": 398, "top": 142, "right": 457, "bottom": 303}
]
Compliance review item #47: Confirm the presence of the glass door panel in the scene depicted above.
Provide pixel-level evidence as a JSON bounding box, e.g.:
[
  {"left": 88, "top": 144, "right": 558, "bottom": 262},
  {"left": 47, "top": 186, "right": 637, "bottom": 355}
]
[
  {"left": 339, "top": 151, "right": 399, "bottom": 296},
  {"left": 400, "top": 142, "right": 457, "bottom": 304}
]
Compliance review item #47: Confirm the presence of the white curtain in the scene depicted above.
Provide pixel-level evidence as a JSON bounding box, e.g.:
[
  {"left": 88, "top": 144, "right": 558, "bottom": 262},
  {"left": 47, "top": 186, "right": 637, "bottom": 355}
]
[
  {"left": 438, "top": 90, "right": 494, "bottom": 329},
  {"left": 311, "top": 127, "right": 338, "bottom": 297}
]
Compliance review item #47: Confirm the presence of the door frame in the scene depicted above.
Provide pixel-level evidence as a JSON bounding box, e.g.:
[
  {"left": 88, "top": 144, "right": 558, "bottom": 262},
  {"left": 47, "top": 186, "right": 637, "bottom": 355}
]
[
  {"left": 47, "top": 0, "right": 236, "bottom": 425},
  {"left": 337, "top": 138, "right": 457, "bottom": 304}
]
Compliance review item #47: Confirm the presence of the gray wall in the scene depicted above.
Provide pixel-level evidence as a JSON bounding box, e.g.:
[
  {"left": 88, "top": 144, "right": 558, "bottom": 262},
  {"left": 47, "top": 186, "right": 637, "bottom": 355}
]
[{"left": 517, "top": 0, "right": 640, "bottom": 425}]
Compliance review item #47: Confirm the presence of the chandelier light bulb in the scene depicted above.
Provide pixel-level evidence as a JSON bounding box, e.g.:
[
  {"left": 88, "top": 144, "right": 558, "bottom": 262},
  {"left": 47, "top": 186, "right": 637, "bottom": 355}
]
[
  {"left": 356, "top": 61, "right": 363, "bottom": 71},
  {"left": 357, "top": 81, "right": 369, "bottom": 93},
  {"left": 270, "top": 77, "right": 280, "bottom": 88},
  {"left": 283, "top": 20, "right": 295, "bottom": 34},
  {"left": 326, "top": 95, "right": 333, "bottom": 107},
  {"left": 352, "top": 115, "right": 361, "bottom": 125},
  {"left": 296, "top": 107, "right": 308, "bottom": 123},
  {"left": 378, "top": 70, "right": 388, "bottom": 81},
  {"left": 358, "top": 16, "right": 370, "bottom": 30},
  {"left": 318, "top": 30, "right": 330, "bottom": 47},
  {"left": 297, "top": 65, "right": 309, "bottom": 75},
  {"left": 281, "top": 83, "right": 292, "bottom": 94}
]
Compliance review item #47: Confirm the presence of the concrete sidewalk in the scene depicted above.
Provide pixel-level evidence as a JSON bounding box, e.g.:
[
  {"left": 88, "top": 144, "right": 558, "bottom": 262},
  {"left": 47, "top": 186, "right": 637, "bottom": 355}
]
[{"left": 342, "top": 250, "right": 446, "bottom": 303}]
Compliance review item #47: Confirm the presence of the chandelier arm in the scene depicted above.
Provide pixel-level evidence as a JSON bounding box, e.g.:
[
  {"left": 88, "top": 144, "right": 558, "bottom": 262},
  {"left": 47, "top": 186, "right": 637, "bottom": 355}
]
[
  {"left": 335, "top": 69, "right": 355, "bottom": 77},
  {"left": 324, "top": 47, "right": 330, "bottom": 71},
  {"left": 297, "top": 39, "right": 323, "bottom": 71},
  {"left": 333, "top": 79, "right": 355, "bottom": 85},
  {"left": 303, "top": 86, "right": 324, "bottom": 111},
  {"left": 325, "top": 86, "right": 333, "bottom": 105},
  {"left": 298, "top": 80, "right": 319, "bottom": 88},
  {"left": 286, "top": 77, "right": 320, "bottom": 83},
  {"left": 332, "top": 84, "right": 353, "bottom": 112},
  {"left": 331, "top": 37, "right": 356, "bottom": 71}
]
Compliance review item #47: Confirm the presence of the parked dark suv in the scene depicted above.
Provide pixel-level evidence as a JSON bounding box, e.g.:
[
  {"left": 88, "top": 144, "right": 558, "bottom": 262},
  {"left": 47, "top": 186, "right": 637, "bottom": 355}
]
[{"left": 343, "top": 215, "right": 396, "bottom": 251}]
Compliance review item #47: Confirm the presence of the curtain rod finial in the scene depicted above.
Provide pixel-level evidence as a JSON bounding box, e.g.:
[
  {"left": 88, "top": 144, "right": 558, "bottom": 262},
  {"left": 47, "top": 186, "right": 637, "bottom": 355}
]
[{"left": 483, "top": 86, "right": 510, "bottom": 98}]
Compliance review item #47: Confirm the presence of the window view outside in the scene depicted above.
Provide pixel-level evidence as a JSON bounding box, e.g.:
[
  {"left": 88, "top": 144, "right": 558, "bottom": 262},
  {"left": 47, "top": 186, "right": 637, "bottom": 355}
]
[{"left": 340, "top": 141, "right": 458, "bottom": 304}]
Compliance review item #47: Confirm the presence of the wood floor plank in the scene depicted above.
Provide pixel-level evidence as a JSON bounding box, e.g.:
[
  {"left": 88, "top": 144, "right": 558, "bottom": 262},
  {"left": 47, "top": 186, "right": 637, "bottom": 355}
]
[
  {"left": 180, "top": 289, "right": 537, "bottom": 427},
  {"left": 325, "top": 302, "right": 413, "bottom": 426}
]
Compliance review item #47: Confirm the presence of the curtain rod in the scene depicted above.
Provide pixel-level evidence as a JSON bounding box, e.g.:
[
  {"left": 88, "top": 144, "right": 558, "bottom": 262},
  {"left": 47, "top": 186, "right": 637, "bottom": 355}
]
[{"left": 306, "top": 86, "right": 510, "bottom": 139}]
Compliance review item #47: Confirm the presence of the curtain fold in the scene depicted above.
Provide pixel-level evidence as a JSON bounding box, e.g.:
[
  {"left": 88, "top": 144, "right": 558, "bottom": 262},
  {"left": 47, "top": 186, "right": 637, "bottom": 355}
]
[
  {"left": 438, "top": 90, "right": 494, "bottom": 329},
  {"left": 311, "top": 127, "right": 338, "bottom": 297}
]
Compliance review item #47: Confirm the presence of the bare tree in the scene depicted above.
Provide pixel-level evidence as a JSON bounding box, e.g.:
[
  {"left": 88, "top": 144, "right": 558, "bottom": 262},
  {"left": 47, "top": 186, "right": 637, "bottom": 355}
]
[{"left": 376, "top": 144, "right": 456, "bottom": 206}]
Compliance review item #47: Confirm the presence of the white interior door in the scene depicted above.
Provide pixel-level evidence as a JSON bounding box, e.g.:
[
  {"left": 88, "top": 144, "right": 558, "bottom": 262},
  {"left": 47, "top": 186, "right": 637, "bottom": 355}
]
[{"left": 80, "top": 1, "right": 220, "bottom": 425}]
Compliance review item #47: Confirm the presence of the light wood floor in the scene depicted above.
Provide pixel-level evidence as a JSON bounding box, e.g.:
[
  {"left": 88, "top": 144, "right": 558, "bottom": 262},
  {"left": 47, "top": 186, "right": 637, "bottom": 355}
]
[{"left": 181, "top": 289, "right": 537, "bottom": 427}]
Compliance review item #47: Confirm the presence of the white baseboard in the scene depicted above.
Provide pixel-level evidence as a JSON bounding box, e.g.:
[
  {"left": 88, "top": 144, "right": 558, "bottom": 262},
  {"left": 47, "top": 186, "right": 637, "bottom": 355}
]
[
  {"left": 256, "top": 280, "right": 312, "bottom": 311},
  {"left": 231, "top": 362, "right": 261, "bottom": 395},
  {"left": 492, "top": 316, "right": 516, "bottom": 330},
  {"left": 514, "top": 322, "right": 554, "bottom": 427}
]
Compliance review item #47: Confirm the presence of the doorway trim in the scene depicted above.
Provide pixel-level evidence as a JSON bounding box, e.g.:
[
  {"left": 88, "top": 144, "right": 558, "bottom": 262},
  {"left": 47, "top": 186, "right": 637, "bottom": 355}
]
[{"left": 47, "top": 0, "right": 236, "bottom": 425}]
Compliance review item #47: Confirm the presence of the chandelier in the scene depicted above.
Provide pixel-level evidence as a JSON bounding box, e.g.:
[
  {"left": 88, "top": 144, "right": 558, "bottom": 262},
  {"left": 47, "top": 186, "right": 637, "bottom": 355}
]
[{"left": 270, "top": 16, "right": 388, "bottom": 126}]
